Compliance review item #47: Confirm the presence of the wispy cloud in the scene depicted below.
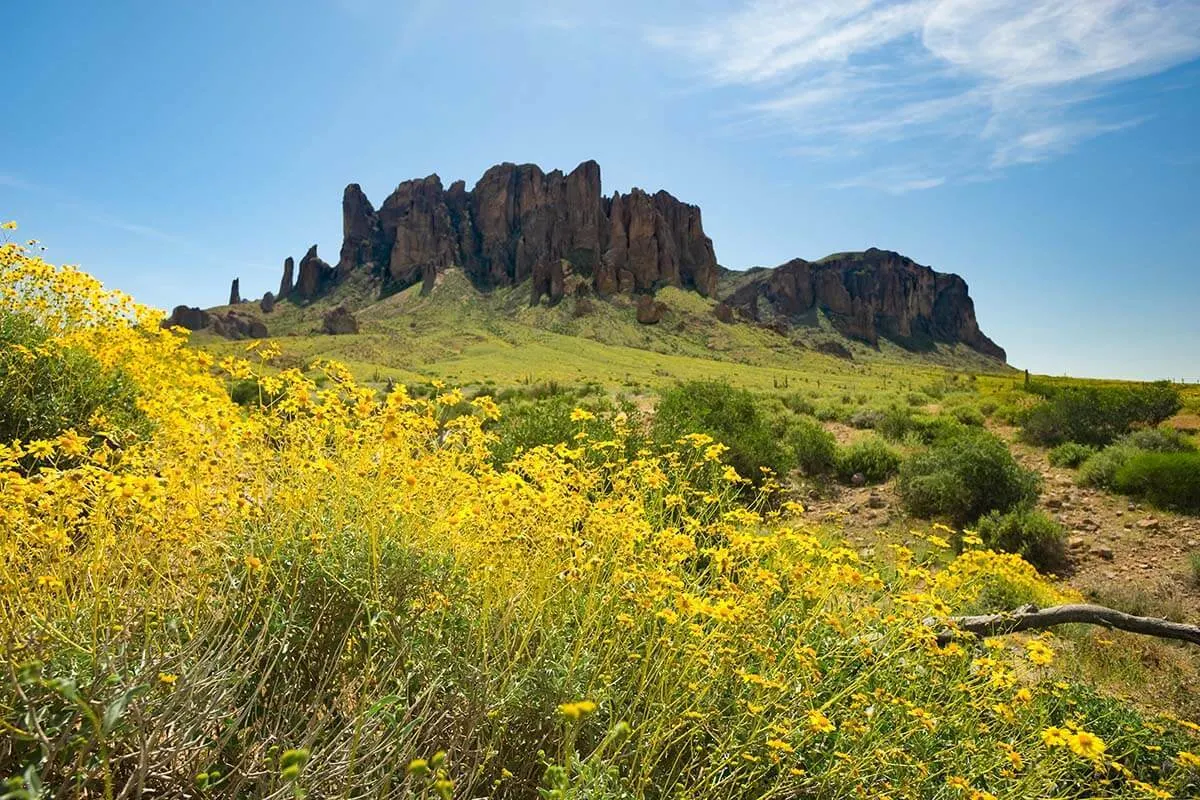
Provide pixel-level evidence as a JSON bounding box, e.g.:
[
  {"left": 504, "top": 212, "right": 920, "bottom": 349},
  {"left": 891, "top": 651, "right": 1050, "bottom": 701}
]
[
  {"left": 648, "top": 0, "right": 1200, "bottom": 185},
  {"left": 830, "top": 166, "right": 945, "bottom": 194},
  {"left": 1, "top": 170, "right": 188, "bottom": 245}
]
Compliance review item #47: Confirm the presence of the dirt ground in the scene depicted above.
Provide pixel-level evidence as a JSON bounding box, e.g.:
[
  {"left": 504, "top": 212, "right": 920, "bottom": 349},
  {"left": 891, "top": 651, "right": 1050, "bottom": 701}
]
[{"left": 803, "top": 424, "right": 1200, "bottom": 621}]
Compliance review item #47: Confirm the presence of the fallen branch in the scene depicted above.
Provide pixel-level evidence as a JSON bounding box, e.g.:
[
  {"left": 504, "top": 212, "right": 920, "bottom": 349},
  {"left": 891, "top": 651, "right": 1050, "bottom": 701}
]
[{"left": 931, "top": 603, "right": 1200, "bottom": 647}]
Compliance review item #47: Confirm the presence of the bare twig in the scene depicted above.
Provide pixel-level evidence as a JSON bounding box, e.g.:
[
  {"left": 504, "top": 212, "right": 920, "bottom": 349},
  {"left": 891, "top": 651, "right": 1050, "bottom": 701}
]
[{"left": 931, "top": 603, "right": 1200, "bottom": 647}]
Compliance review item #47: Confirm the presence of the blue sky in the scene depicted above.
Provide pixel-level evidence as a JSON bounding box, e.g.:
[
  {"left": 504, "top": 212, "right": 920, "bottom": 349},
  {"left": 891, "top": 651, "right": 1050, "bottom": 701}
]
[{"left": 3, "top": 0, "right": 1199, "bottom": 380}]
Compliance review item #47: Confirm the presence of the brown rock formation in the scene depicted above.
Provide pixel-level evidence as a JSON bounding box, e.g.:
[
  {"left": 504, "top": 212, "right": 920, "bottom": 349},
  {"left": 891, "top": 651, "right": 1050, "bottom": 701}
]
[
  {"left": 635, "top": 294, "right": 667, "bottom": 325},
  {"left": 289, "top": 160, "right": 719, "bottom": 302},
  {"left": 713, "top": 301, "right": 735, "bottom": 324},
  {"left": 229, "top": 279, "right": 241, "bottom": 305},
  {"left": 295, "top": 245, "right": 335, "bottom": 301},
  {"left": 322, "top": 306, "right": 359, "bottom": 335},
  {"left": 162, "top": 306, "right": 210, "bottom": 331},
  {"left": 210, "top": 311, "right": 268, "bottom": 340},
  {"left": 260, "top": 292, "right": 275, "bottom": 313},
  {"left": 279, "top": 257, "right": 295, "bottom": 299},
  {"left": 722, "top": 249, "right": 1005, "bottom": 360}
]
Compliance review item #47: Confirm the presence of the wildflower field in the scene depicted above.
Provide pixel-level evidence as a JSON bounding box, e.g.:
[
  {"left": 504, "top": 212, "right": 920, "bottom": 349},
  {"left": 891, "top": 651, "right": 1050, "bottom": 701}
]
[{"left": 2, "top": 236, "right": 1199, "bottom": 798}]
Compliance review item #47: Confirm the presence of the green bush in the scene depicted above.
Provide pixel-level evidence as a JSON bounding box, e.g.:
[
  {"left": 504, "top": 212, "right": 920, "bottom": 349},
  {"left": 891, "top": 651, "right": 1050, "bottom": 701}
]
[
  {"left": 950, "top": 404, "right": 985, "bottom": 427},
  {"left": 489, "top": 395, "right": 640, "bottom": 466},
  {"left": 653, "top": 381, "right": 790, "bottom": 483},
  {"left": 785, "top": 417, "right": 837, "bottom": 476},
  {"left": 898, "top": 430, "right": 1040, "bottom": 527},
  {"left": 848, "top": 408, "right": 883, "bottom": 430},
  {"left": 1019, "top": 383, "right": 1181, "bottom": 446},
  {"left": 1112, "top": 452, "right": 1200, "bottom": 513},
  {"left": 1048, "top": 442, "right": 1096, "bottom": 469},
  {"left": 1077, "top": 445, "right": 1138, "bottom": 489},
  {"left": 1120, "top": 426, "right": 1196, "bottom": 453},
  {"left": 0, "top": 309, "right": 148, "bottom": 452},
  {"left": 781, "top": 392, "right": 816, "bottom": 416},
  {"left": 975, "top": 508, "right": 1067, "bottom": 574},
  {"left": 834, "top": 436, "right": 902, "bottom": 484}
]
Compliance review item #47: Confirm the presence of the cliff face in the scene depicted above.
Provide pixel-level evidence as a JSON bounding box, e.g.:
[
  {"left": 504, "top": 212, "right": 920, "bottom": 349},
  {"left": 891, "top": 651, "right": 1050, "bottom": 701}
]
[
  {"left": 309, "top": 159, "right": 719, "bottom": 303},
  {"left": 722, "top": 249, "right": 1005, "bottom": 360}
]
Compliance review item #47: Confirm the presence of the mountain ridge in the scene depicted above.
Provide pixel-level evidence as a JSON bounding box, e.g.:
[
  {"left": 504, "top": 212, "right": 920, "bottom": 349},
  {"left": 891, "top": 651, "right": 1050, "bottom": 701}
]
[{"left": 165, "top": 159, "right": 1005, "bottom": 362}]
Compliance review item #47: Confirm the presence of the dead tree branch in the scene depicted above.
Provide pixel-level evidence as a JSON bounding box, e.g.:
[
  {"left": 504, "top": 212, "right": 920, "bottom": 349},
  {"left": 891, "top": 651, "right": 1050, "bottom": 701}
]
[{"left": 931, "top": 603, "right": 1200, "bottom": 647}]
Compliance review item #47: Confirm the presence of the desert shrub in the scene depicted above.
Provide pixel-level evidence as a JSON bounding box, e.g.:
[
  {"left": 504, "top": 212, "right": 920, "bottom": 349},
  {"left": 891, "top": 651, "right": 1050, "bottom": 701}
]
[
  {"left": 1048, "top": 442, "right": 1096, "bottom": 469},
  {"left": 814, "top": 405, "right": 844, "bottom": 423},
  {"left": 489, "top": 395, "right": 642, "bottom": 466},
  {"left": 1076, "top": 427, "right": 1196, "bottom": 490},
  {"left": 898, "top": 430, "right": 1040, "bottom": 527},
  {"left": 979, "top": 400, "right": 998, "bottom": 417},
  {"left": 877, "top": 405, "right": 914, "bottom": 441},
  {"left": 785, "top": 417, "right": 837, "bottom": 476},
  {"left": 975, "top": 508, "right": 1068, "bottom": 574},
  {"left": 0, "top": 308, "right": 147, "bottom": 450},
  {"left": 653, "top": 381, "right": 790, "bottom": 483},
  {"left": 1120, "top": 426, "right": 1196, "bottom": 453},
  {"left": 781, "top": 392, "right": 816, "bottom": 416},
  {"left": 1077, "top": 445, "right": 1138, "bottom": 489},
  {"left": 905, "top": 391, "right": 926, "bottom": 407},
  {"left": 1019, "top": 383, "right": 1181, "bottom": 446},
  {"left": 1112, "top": 452, "right": 1200, "bottom": 513},
  {"left": 848, "top": 408, "right": 884, "bottom": 430},
  {"left": 950, "top": 404, "right": 985, "bottom": 427},
  {"left": 834, "top": 436, "right": 902, "bottom": 484}
]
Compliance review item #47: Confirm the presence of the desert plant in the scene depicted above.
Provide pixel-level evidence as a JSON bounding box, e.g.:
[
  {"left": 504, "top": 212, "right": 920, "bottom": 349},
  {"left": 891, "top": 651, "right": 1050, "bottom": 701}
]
[
  {"left": 834, "top": 436, "right": 902, "bottom": 484},
  {"left": 653, "top": 380, "right": 790, "bottom": 483},
  {"left": 848, "top": 408, "right": 884, "bottom": 430},
  {"left": 1077, "top": 445, "right": 1138, "bottom": 489},
  {"left": 785, "top": 416, "right": 837, "bottom": 476},
  {"left": 1119, "top": 426, "right": 1196, "bottom": 454},
  {"left": 975, "top": 507, "right": 1068, "bottom": 574},
  {"left": 898, "top": 430, "right": 1040, "bottom": 527},
  {"left": 1112, "top": 452, "right": 1200, "bottom": 513},
  {"left": 1019, "top": 383, "right": 1181, "bottom": 447},
  {"left": 1048, "top": 442, "right": 1096, "bottom": 469},
  {"left": 0, "top": 308, "right": 148, "bottom": 451}
]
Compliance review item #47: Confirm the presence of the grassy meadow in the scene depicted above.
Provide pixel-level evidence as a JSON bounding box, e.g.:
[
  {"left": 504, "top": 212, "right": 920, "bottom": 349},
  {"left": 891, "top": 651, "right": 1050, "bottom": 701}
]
[{"left": 3, "top": 236, "right": 1200, "bottom": 798}]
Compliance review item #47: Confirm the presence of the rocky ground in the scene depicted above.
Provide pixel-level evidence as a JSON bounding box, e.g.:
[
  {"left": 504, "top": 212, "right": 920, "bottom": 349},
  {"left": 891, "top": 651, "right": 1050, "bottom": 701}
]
[{"left": 804, "top": 424, "right": 1200, "bottom": 621}]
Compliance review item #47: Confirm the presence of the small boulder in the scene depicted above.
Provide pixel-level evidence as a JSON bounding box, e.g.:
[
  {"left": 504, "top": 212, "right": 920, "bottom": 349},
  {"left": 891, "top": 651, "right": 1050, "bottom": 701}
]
[
  {"left": 162, "top": 305, "right": 210, "bottom": 331},
  {"left": 867, "top": 492, "right": 886, "bottom": 509},
  {"left": 260, "top": 292, "right": 276, "bottom": 313},
  {"left": 636, "top": 294, "right": 667, "bottom": 325},
  {"left": 322, "top": 306, "right": 359, "bottom": 335},
  {"left": 210, "top": 311, "right": 268, "bottom": 340},
  {"left": 1091, "top": 545, "right": 1115, "bottom": 561},
  {"left": 850, "top": 472, "right": 866, "bottom": 487}
]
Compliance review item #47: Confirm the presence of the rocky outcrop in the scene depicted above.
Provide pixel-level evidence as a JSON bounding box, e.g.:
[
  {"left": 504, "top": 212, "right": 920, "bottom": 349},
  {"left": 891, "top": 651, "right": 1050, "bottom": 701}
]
[
  {"left": 280, "top": 160, "right": 719, "bottom": 303},
  {"left": 163, "top": 306, "right": 210, "bottom": 331},
  {"left": 713, "top": 302, "right": 735, "bottom": 324},
  {"left": 295, "top": 245, "right": 335, "bottom": 301},
  {"left": 722, "top": 249, "right": 1005, "bottom": 360},
  {"left": 260, "top": 292, "right": 275, "bottom": 313},
  {"left": 279, "top": 257, "right": 295, "bottom": 299},
  {"left": 210, "top": 311, "right": 268, "bottom": 340},
  {"left": 229, "top": 279, "right": 241, "bottom": 305},
  {"left": 322, "top": 306, "right": 359, "bottom": 335},
  {"left": 635, "top": 294, "right": 667, "bottom": 325}
]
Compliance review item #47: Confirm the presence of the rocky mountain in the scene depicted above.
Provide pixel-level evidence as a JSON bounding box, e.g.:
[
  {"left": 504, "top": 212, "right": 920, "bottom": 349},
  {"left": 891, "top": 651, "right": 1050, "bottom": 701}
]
[
  {"left": 169, "top": 159, "right": 1004, "bottom": 361},
  {"left": 277, "top": 159, "right": 719, "bottom": 306},
  {"left": 721, "top": 249, "right": 1006, "bottom": 361}
]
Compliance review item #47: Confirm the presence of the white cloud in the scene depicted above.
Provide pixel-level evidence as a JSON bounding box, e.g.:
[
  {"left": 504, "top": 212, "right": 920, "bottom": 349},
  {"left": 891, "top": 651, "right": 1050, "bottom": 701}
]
[{"left": 648, "top": 0, "right": 1200, "bottom": 183}]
